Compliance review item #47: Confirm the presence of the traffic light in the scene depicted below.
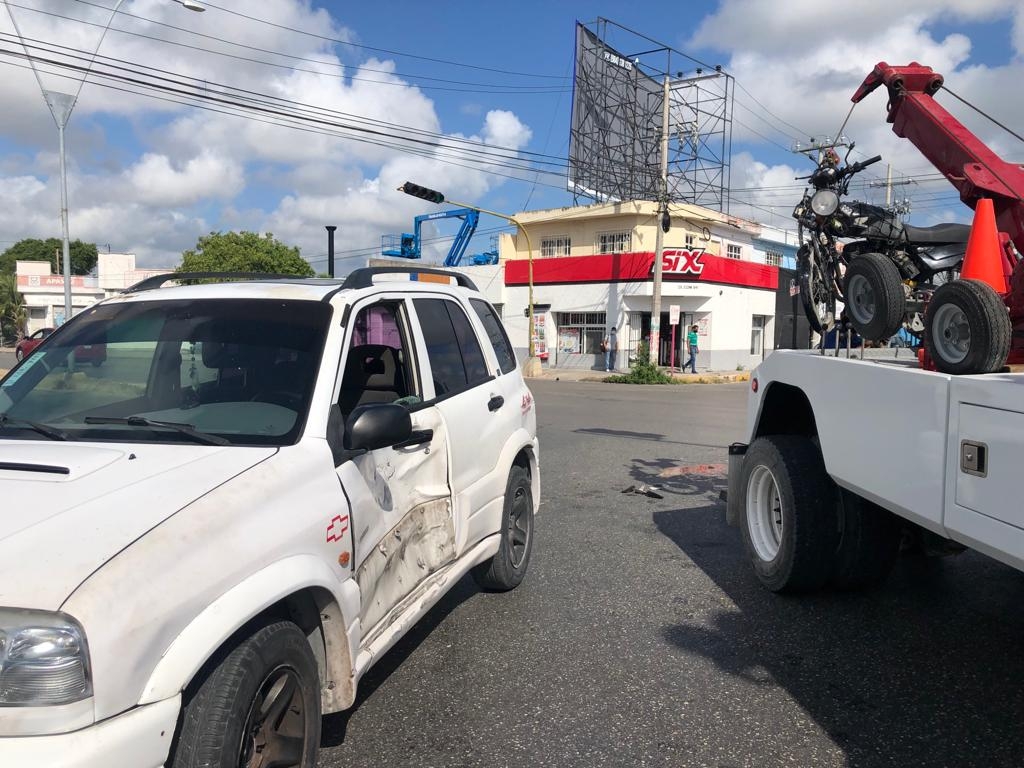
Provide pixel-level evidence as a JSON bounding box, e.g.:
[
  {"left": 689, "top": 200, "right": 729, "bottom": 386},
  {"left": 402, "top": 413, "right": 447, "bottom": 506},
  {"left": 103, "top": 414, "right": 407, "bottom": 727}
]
[{"left": 399, "top": 181, "right": 445, "bottom": 204}]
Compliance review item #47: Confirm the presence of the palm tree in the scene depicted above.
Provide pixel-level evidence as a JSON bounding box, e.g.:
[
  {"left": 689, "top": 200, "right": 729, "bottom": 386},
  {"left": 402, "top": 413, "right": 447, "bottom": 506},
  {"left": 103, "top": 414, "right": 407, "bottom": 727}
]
[{"left": 0, "top": 274, "right": 26, "bottom": 346}]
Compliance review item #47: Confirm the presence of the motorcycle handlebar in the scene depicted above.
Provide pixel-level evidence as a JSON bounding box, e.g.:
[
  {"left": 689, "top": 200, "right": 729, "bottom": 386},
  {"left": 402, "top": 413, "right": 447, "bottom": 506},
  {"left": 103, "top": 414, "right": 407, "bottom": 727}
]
[{"left": 837, "top": 154, "right": 883, "bottom": 179}]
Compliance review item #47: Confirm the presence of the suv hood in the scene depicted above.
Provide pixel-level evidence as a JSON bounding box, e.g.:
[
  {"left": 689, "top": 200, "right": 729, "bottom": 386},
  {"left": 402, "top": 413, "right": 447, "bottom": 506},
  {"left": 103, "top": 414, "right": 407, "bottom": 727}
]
[{"left": 0, "top": 441, "right": 275, "bottom": 610}]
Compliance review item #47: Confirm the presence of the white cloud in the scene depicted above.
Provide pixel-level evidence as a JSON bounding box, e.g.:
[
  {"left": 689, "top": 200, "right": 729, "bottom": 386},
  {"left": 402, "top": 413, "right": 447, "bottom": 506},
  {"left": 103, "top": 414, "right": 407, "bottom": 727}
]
[
  {"left": 0, "top": 1, "right": 536, "bottom": 270},
  {"left": 482, "top": 110, "right": 533, "bottom": 149},
  {"left": 127, "top": 151, "right": 244, "bottom": 206}
]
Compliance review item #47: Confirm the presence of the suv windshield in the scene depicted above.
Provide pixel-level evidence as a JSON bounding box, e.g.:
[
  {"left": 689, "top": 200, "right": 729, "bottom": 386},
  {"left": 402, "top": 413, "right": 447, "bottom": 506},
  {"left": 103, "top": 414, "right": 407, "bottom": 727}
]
[{"left": 0, "top": 298, "right": 332, "bottom": 445}]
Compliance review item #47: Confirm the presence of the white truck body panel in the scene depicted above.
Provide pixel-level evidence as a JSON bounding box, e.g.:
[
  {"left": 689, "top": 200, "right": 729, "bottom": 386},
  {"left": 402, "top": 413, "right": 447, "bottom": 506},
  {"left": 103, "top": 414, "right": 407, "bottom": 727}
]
[{"left": 747, "top": 350, "right": 1024, "bottom": 571}]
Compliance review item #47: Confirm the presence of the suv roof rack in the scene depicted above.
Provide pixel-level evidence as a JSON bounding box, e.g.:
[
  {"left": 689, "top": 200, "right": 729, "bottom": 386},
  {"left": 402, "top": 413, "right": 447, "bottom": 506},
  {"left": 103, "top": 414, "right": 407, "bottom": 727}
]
[
  {"left": 124, "top": 266, "right": 479, "bottom": 295},
  {"left": 341, "top": 266, "right": 478, "bottom": 291},
  {"left": 124, "top": 271, "right": 309, "bottom": 293}
]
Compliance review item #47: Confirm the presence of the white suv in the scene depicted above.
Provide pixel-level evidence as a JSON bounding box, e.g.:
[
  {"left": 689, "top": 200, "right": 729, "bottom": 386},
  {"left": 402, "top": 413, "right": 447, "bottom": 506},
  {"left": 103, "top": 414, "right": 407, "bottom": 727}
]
[{"left": 0, "top": 267, "right": 539, "bottom": 767}]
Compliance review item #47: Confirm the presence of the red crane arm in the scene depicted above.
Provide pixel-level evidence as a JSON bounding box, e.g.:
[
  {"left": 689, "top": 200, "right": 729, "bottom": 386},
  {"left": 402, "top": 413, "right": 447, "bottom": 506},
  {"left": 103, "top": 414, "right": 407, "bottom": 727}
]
[{"left": 851, "top": 61, "right": 1024, "bottom": 257}]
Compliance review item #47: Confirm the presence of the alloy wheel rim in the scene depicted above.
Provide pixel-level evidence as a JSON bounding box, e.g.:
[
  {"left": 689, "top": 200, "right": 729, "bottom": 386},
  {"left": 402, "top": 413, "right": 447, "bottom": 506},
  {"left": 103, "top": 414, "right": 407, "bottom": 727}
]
[
  {"left": 239, "top": 665, "right": 307, "bottom": 768},
  {"left": 746, "top": 465, "right": 783, "bottom": 562},
  {"left": 507, "top": 486, "right": 531, "bottom": 568},
  {"left": 932, "top": 303, "right": 970, "bottom": 364}
]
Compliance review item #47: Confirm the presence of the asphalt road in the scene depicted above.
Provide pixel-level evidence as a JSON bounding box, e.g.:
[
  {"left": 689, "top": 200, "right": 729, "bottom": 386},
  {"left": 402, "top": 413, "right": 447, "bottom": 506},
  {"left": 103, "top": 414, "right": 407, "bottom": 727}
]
[
  {"left": 0, "top": 349, "right": 15, "bottom": 372},
  {"left": 316, "top": 379, "right": 1024, "bottom": 768}
]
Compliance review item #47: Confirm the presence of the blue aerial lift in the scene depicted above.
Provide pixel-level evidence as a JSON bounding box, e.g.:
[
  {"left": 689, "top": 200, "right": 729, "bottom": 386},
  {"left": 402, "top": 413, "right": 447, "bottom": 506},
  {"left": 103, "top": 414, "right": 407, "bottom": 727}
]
[{"left": 381, "top": 208, "right": 499, "bottom": 266}]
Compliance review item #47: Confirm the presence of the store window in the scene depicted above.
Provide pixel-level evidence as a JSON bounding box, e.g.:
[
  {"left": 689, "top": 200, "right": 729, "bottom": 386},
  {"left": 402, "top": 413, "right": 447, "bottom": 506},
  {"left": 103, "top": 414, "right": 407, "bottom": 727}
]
[
  {"left": 541, "top": 235, "right": 571, "bottom": 257},
  {"left": 765, "top": 248, "right": 783, "bottom": 267},
  {"left": 597, "top": 231, "right": 631, "bottom": 254},
  {"left": 556, "top": 312, "right": 607, "bottom": 355},
  {"left": 727, "top": 243, "right": 742, "bottom": 260},
  {"left": 751, "top": 315, "right": 767, "bottom": 356}
]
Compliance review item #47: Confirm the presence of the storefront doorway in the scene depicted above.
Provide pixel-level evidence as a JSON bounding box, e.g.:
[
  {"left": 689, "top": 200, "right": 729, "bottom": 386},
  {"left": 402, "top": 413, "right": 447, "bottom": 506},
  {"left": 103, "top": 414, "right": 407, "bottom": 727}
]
[{"left": 627, "top": 311, "right": 691, "bottom": 368}]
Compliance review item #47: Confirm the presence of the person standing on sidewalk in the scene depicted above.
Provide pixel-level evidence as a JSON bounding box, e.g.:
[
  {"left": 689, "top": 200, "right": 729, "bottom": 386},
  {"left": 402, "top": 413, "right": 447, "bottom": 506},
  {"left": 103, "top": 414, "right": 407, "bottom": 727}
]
[
  {"left": 603, "top": 327, "right": 618, "bottom": 372},
  {"left": 685, "top": 324, "right": 699, "bottom": 373}
]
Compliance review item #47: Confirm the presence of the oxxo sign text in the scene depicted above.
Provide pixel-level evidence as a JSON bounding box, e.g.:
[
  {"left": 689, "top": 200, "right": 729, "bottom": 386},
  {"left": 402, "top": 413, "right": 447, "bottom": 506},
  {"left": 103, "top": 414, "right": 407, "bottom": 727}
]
[{"left": 652, "top": 248, "right": 706, "bottom": 276}]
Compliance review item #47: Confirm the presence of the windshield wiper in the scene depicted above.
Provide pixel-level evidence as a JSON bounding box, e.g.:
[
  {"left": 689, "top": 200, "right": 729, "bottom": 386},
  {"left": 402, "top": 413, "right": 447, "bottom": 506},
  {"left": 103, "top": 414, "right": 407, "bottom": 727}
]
[
  {"left": 83, "top": 416, "right": 230, "bottom": 446},
  {"left": 0, "top": 413, "right": 71, "bottom": 441}
]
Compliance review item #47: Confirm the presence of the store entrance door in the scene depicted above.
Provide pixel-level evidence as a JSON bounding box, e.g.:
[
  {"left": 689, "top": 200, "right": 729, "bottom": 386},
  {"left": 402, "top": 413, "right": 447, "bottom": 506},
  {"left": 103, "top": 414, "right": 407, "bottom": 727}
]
[{"left": 634, "top": 312, "right": 689, "bottom": 367}]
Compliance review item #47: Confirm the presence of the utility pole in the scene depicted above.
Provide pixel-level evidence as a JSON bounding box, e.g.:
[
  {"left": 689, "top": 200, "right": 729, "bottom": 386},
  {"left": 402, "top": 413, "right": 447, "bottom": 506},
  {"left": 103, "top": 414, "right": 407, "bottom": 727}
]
[
  {"left": 885, "top": 163, "right": 892, "bottom": 208},
  {"left": 649, "top": 74, "right": 671, "bottom": 365}
]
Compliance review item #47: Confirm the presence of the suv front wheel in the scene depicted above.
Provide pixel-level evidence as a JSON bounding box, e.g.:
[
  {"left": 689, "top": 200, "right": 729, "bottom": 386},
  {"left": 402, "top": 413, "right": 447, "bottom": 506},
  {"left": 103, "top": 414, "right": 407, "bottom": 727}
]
[{"left": 170, "top": 620, "right": 321, "bottom": 768}]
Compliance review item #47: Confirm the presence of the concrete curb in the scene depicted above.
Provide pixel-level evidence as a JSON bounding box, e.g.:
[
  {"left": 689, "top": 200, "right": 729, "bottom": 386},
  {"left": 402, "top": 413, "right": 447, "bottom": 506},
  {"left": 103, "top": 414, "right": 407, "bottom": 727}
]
[{"left": 527, "top": 370, "right": 751, "bottom": 385}]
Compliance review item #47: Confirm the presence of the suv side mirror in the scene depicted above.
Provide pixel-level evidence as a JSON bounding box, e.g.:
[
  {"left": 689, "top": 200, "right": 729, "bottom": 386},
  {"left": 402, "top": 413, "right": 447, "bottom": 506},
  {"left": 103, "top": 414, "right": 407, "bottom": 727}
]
[{"left": 343, "top": 403, "right": 412, "bottom": 452}]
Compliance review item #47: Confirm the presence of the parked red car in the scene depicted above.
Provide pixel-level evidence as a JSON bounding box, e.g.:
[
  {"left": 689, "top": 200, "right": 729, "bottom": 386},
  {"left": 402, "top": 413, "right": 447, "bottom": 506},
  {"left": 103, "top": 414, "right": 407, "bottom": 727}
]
[{"left": 15, "top": 327, "right": 107, "bottom": 366}]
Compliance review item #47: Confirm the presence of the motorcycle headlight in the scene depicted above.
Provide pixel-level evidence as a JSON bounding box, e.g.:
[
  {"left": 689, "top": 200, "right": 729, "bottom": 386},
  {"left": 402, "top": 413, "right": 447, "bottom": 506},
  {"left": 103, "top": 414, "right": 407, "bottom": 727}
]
[
  {"left": 0, "top": 609, "right": 92, "bottom": 706},
  {"left": 810, "top": 189, "right": 840, "bottom": 216}
]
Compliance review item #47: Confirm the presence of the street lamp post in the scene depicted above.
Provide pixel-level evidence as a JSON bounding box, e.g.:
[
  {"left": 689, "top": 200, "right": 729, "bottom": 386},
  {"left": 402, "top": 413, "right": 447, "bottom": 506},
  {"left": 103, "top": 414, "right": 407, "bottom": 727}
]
[
  {"left": 2, "top": 0, "right": 204, "bottom": 324},
  {"left": 398, "top": 182, "right": 542, "bottom": 377}
]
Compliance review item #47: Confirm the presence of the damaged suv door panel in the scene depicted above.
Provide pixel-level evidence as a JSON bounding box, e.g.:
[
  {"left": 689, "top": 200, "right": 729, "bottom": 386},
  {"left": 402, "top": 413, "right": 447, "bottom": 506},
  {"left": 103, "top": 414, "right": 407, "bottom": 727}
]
[{"left": 332, "top": 297, "right": 454, "bottom": 640}]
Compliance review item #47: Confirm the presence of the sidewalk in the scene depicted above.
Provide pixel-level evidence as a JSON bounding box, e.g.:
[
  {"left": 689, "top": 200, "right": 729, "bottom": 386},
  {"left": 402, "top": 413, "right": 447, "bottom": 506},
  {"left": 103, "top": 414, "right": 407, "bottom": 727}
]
[{"left": 527, "top": 366, "right": 750, "bottom": 384}]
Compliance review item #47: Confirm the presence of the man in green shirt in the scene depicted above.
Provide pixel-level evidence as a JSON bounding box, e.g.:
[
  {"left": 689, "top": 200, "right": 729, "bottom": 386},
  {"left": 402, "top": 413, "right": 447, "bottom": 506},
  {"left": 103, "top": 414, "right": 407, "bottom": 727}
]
[{"left": 685, "top": 325, "right": 699, "bottom": 373}]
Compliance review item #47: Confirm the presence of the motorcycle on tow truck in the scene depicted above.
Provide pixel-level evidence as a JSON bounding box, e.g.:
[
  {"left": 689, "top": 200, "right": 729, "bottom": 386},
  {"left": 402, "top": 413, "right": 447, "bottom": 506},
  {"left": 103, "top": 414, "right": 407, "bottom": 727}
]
[{"left": 793, "top": 142, "right": 970, "bottom": 342}]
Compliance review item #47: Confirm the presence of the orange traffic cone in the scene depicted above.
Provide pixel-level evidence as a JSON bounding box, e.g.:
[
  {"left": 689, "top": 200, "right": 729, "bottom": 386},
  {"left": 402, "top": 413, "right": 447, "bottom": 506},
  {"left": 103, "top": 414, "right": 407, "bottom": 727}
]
[{"left": 961, "top": 198, "right": 1008, "bottom": 294}]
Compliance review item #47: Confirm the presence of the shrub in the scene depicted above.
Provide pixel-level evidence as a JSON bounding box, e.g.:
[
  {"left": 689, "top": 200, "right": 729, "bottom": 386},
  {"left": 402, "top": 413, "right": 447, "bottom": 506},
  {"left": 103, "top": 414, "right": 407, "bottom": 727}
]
[{"left": 604, "top": 342, "right": 672, "bottom": 384}]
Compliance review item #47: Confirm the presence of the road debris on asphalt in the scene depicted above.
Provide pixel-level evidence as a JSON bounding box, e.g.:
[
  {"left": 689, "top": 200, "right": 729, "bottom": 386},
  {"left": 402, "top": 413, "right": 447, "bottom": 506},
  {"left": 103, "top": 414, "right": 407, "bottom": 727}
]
[{"left": 621, "top": 483, "right": 664, "bottom": 499}]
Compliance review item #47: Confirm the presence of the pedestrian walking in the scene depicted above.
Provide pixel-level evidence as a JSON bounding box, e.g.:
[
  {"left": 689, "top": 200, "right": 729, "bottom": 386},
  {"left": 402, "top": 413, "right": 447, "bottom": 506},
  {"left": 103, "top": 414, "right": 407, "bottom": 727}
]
[
  {"left": 603, "top": 327, "right": 618, "bottom": 371},
  {"left": 685, "top": 324, "right": 699, "bottom": 373}
]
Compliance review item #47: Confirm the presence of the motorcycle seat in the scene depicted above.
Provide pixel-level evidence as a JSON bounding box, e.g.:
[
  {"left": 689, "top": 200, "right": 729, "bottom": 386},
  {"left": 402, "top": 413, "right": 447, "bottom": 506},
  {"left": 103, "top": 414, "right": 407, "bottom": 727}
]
[{"left": 902, "top": 222, "right": 971, "bottom": 244}]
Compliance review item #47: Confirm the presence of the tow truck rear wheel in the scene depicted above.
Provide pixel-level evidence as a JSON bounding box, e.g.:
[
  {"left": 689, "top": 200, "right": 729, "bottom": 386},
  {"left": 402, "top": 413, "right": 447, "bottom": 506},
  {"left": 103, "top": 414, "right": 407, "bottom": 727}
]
[
  {"left": 740, "top": 435, "right": 838, "bottom": 592},
  {"left": 924, "top": 279, "right": 1010, "bottom": 374},
  {"left": 831, "top": 490, "right": 900, "bottom": 589},
  {"left": 843, "top": 253, "right": 906, "bottom": 341}
]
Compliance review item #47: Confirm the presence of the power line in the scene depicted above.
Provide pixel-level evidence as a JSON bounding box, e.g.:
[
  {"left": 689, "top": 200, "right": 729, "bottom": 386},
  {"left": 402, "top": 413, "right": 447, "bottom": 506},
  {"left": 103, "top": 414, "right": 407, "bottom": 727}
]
[
  {"left": 0, "top": 54, "right": 573, "bottom": 193},
  {"left": 193, "top": 0, "right": 567, "bottom": 80},
  {"left": 0, "top": 41, "right": 572, "bottom": 177},
  {"left": 66, "top": 0, "right": 567, "bottom": 83}
]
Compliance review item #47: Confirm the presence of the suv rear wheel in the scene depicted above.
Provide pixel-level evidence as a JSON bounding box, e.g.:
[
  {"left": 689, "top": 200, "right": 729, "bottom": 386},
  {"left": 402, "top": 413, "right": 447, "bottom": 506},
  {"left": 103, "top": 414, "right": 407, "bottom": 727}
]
[{"left": 472, "top": 464, "right": 534, "bottom": 591}]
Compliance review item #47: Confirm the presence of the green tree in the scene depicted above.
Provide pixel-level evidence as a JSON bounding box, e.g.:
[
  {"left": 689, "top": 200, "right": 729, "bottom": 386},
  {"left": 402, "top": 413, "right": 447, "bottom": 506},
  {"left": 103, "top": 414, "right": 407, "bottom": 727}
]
[
  {"left": 0, "top": 238, "right": 98, "bottom": 276},
  {"left": 179, "top": 231, "right": 313, "bottom": 276},
  {"left": 0, "top": 273, "right": 27, "bottom": 344}
]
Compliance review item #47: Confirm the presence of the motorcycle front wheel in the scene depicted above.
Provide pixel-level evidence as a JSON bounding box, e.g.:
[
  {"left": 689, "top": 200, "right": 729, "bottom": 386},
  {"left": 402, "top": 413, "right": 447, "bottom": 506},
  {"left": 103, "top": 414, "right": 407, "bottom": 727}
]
[{"left": 797, "top": 243, "right": 836, "bottom": 333}]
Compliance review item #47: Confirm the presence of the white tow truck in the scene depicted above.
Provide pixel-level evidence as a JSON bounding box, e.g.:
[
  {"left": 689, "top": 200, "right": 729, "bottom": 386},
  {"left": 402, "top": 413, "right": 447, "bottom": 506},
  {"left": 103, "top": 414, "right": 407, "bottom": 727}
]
[{"left": 727, "top": 349, "right": 1024, "bottom": 591}]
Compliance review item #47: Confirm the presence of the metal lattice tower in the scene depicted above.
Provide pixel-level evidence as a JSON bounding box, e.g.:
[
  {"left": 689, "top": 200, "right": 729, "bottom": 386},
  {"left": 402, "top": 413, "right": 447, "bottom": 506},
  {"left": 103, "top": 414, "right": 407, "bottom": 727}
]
[{"left": 569, "top": 18, "right": 734, "bottom": 212}]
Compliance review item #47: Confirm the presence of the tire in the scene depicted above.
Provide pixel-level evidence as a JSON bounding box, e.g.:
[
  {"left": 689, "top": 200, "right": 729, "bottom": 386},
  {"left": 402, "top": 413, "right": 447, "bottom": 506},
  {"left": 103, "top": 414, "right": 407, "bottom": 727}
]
[
  {"left": 830, "top": 490, "right": 900, "bottom": 589},
  {"left": 739, "top": 435, "right": 838, "bottom": 592},
  {"left": 471, "top": 464, "right": 534, "bottom": 591},
  {"left": 797, "top": 245, "right": 836, "bottom": 334},
  {"left": 91, "top": 359, "right": 103, "bottom": 368},
  {"left": 923, "top": 279, "right": 1010, "bottom": 374},
  {"left": 15, "top": 349, "right": 23, "bottom": 362},
  {"left": 169, "top": 621, "right": 321, "bottom": 768},
  {"left": 843, "top": 253, "right": 906, "bottom": 340}
]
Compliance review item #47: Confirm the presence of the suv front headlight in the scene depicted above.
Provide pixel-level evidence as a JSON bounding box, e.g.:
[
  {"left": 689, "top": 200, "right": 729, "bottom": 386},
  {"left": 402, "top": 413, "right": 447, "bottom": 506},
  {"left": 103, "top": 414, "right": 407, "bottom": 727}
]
[{"left": 0, "top": 609, "right": 92, "bottom": 706}]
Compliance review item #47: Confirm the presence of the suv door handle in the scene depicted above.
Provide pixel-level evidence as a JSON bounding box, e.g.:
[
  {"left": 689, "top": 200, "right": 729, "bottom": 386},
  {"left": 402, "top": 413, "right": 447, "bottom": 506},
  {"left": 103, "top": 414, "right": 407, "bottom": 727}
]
[
  {"left": 488, "top": 395, "right": 504, "bottom": 412},
  {"left": 393, "top": 429, "right": 433, "bottom": 450}
]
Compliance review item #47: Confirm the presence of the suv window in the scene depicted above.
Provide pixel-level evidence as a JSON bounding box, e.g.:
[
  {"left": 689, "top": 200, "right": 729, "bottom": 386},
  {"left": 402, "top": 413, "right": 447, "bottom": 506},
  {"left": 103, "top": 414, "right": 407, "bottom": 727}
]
[
  {"left": 470, "top": 299, "right": 516, "bottom": 375},
  {"left": 0, "top": 299, "right": 331, "bottom": 445},
  {"left": 414, "top": 298, "right": 489, "bottom": 396},
  {"left": 338, "top": 302, "right": 419, "bottom": 416}
]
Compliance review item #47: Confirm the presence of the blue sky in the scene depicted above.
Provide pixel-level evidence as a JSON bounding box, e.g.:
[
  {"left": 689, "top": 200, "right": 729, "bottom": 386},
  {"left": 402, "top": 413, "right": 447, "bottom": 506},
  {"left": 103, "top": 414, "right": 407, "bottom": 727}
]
[{"left": 0, "top": 0, "right": 1022, "bottom": 269}]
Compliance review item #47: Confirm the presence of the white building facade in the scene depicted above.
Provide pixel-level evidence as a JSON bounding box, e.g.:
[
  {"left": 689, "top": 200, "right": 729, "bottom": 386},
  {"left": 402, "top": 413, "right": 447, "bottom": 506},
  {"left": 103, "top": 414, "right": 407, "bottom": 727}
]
[
  {"left": 438, "top": 200, "right": 792, "bottom": 372},
  {"left": 17, "top": 253, "right": 171, "bottom": 333}
]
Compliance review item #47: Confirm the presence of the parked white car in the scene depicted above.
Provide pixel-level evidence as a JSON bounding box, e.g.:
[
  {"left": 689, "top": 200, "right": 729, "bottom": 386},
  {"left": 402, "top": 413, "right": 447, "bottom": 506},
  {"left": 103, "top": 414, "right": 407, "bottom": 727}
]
[{"left": 0, "top": 267, "right": 539, "bottom": 767}]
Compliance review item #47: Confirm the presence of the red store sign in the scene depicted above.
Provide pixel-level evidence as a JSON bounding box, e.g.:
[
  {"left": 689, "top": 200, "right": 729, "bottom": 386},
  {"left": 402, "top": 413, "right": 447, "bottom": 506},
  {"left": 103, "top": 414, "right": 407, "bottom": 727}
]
[{"left": 505, "top": 250, "right": 778, "bottom": 290}]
